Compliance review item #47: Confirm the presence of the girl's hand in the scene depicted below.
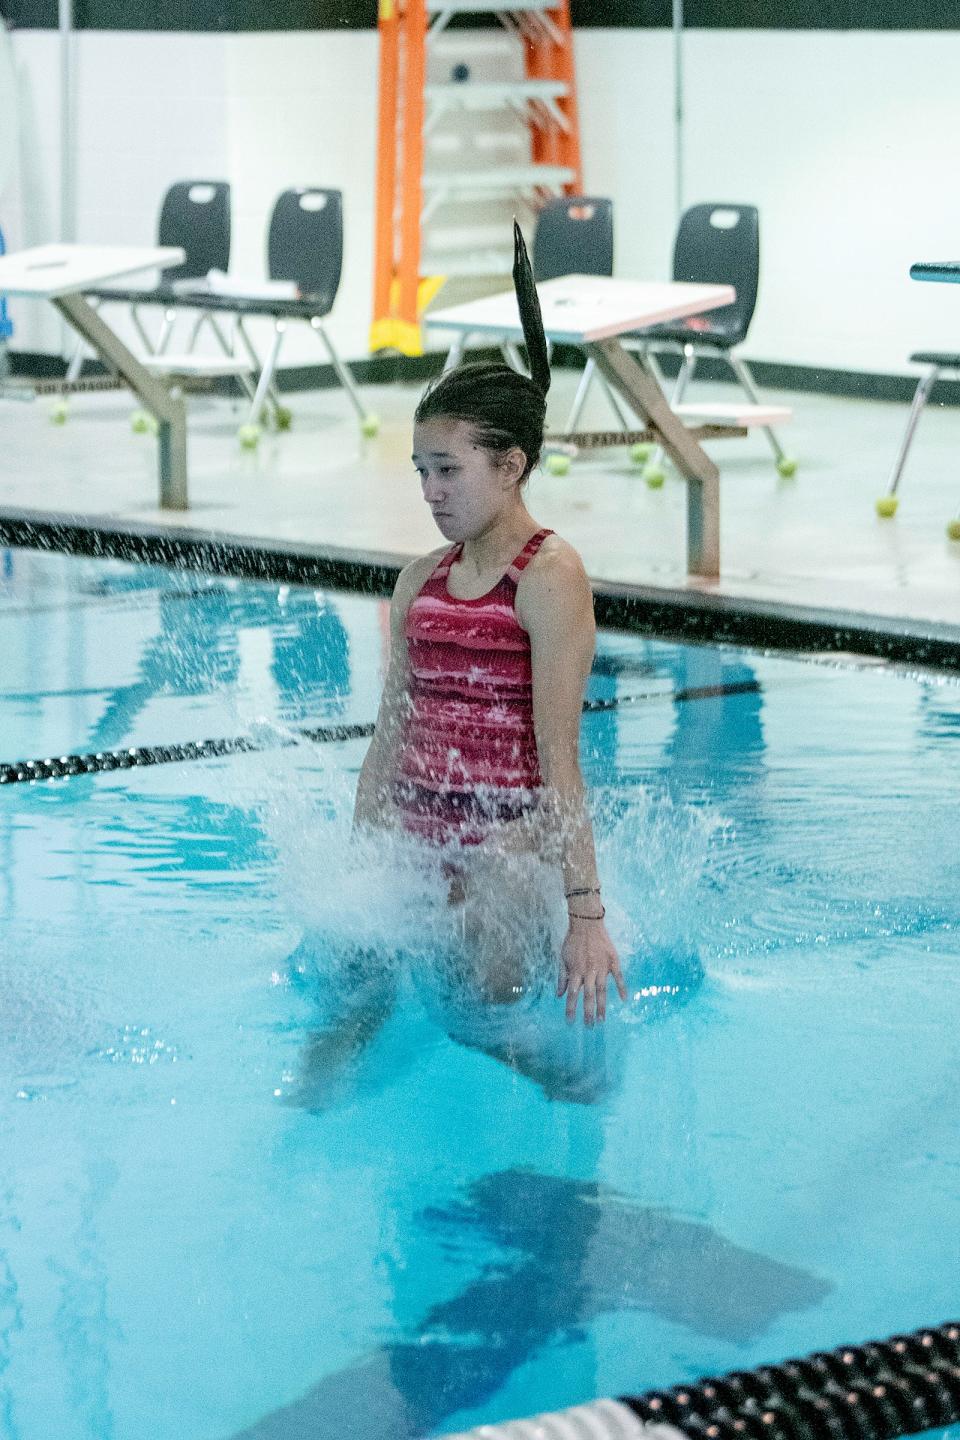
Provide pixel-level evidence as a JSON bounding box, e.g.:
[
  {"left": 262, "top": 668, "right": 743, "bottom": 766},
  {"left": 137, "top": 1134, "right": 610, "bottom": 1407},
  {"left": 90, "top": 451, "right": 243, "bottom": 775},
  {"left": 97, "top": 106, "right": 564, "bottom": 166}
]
[{"left": 557, "top": 920, "right": 626, "bottom": 1026}]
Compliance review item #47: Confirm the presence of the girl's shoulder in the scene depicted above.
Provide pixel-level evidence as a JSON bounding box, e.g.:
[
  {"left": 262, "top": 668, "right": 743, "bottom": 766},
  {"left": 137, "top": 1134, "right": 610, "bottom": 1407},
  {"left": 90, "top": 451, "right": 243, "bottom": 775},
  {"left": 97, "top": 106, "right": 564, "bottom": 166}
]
[
  {"left": 523, "top": 530, "right": 587, "bottom": 582},
  {"left": 515, "top": 531, "right": 592, "bottom": 631},
  {"left": 392, "top": 545, "right": 451, "bottom": 613}
]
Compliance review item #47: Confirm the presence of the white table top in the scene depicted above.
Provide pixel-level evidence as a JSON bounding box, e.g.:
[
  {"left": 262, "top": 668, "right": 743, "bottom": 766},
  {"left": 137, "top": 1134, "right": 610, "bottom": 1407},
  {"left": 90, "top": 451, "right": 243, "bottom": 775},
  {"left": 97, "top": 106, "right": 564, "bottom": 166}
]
[
  {"left": 425, "top": 274, "right": 736, "bottom": 344},
  {"left": 0, "top": 244, "right": 186, "bottom": 298}
]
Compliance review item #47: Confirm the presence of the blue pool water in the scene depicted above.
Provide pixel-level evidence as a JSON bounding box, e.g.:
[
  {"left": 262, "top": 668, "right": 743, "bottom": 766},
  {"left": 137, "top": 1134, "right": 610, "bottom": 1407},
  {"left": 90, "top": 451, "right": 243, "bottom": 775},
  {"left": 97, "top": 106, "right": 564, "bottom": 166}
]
[{"left": 1, "top": 547, "right": 959, "bottom": 1440}]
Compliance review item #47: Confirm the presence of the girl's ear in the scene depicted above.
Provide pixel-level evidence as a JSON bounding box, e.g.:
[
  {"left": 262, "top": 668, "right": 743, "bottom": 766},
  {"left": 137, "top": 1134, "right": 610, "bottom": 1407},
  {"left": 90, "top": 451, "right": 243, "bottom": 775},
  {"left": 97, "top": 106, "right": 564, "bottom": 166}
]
[{"left": 500, "top": 446, "right": 528, "bottom": 487}]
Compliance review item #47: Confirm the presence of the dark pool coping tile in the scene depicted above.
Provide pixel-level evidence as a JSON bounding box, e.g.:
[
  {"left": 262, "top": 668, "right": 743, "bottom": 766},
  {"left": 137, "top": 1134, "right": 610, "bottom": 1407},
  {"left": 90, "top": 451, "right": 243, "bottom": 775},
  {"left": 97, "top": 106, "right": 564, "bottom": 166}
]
[{"left": 2, "top": 505, "right": 960, "bottom": 673}]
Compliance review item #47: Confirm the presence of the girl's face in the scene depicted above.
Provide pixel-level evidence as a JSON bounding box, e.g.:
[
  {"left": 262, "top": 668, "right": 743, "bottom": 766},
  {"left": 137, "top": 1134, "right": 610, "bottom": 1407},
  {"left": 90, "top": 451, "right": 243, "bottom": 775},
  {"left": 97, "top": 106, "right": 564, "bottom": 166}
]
[{"left": 412, "top": 418, "right": 525, "bottom": 544}]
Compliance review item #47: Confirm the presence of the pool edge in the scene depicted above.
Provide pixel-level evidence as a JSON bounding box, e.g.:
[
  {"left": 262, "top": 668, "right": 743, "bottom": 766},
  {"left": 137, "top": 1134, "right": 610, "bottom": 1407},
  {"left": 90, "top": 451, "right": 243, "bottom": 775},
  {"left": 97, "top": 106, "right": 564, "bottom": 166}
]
[{"left": 2, "top": 505, "right": 960, "bottom": 672}]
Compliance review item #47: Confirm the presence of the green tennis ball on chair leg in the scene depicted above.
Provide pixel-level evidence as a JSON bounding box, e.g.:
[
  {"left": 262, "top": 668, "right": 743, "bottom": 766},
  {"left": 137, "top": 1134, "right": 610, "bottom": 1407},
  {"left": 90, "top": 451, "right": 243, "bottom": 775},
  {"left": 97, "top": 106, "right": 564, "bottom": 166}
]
[
  {"left": 238, "top": 423, "right": 261, "bottom": 449},
  {"left": 49, "top": 400, "right": 69, "bottom": 425},
  {"left": 947, "top": 518, "right": 960, "bottom": 541},
  {"left": 361, "top": 414, "right": 380, "bottom": 438},
  {"left": 644, "top": 466, "right": 666, "bottom": 489},
  {"left": 875, "top": 495, "right": 899, "bottom": 518},
  {"left": 545, "top": 453, "right": 571, "bottom": 476},
  {"left": 630, "top": 442, "right": 654, "bottom": 465},
  {"left": 777, "top": 456, "right": 798, "bottom": 478}
]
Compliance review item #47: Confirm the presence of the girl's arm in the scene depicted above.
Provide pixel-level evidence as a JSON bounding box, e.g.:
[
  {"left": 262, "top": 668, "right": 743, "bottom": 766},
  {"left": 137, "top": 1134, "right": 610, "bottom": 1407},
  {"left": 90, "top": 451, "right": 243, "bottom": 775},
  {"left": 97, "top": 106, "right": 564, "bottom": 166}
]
[
  {"left": 353, "top": 554, "right": 439, "bottom": 830},
  {"left": 517, "top": 541, "right": 626, "bottom": 1025}
]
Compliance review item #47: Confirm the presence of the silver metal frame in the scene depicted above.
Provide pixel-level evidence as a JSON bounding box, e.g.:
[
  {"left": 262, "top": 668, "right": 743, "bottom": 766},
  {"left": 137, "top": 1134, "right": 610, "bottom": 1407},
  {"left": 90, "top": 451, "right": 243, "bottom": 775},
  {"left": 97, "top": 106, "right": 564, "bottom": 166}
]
[{"left": 883, "top": 362, "right": 946, "bottom": 502}]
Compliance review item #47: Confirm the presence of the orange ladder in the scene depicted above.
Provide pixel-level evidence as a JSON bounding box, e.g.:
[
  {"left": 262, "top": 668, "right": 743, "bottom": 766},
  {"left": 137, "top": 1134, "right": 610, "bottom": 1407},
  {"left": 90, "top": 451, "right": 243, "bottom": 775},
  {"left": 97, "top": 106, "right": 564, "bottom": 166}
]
[{"left": 370, "top": 0, "right": 582, "bottom": 357}]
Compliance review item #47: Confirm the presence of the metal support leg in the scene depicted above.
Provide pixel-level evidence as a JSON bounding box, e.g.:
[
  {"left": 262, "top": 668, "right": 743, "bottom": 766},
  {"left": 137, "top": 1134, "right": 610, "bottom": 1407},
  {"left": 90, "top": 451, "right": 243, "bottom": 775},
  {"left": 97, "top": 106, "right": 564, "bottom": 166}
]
[
  {"left": 587, "top": 337, "right": 720, "bottom": 577},
  {"left": 54, "top": 290, "right": 189, "bottom": 509},
  {"left": 311, "top": 317, "right": 370, "bottom": 425},
  {"left": 206, "top": 314, "right": 259, "bottom": 408},
  {"left": 444, "top": 332, "right": 468, "bottom": 371},
  {"left": 184, "top": 311, "right": 209, "bottom": 355},
  {"left": 565, "top": 357, "right": 596, "bottom": 431},
  {"left": 155, "top": 307, "right": 176, "bottom": 355},
  {"left": 248, "top": 322, "right": 286, "bottom": 427},
  {"left": 728, "top": 351, "right": 788, "bottom": 464},
  {"left": 129, "top": 305, "right": 156, "bottom": 357},
  {"left": 884, "top": 366, "right": 940, "bottom": 499},
  {"left": 564, "top": 355, "right": 633, "bottom": 432},
  {"left": 64, "top": 333, "right": 86, "bottom": 382}
]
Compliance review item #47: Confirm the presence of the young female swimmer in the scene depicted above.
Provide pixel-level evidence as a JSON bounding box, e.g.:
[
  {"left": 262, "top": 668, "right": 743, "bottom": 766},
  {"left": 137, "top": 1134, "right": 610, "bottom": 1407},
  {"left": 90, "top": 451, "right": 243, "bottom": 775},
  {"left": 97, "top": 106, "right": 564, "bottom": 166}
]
[{"left": 353, "top": 223, "right": 626, "bottom": 1026}]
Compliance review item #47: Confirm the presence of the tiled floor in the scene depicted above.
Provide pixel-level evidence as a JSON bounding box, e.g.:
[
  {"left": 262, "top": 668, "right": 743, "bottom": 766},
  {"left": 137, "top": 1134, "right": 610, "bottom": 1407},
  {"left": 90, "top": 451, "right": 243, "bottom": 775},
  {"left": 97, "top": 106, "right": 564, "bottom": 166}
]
[{"left": 2, "top": 364, "right": 959, "bottom": 634}]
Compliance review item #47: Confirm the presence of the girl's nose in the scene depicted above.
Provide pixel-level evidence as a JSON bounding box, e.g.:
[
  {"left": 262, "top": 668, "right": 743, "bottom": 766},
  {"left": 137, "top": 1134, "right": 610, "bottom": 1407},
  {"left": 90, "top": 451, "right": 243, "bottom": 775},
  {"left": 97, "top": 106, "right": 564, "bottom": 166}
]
[{"left": 421, "top": 474, "right": 444, "bottom": 502}]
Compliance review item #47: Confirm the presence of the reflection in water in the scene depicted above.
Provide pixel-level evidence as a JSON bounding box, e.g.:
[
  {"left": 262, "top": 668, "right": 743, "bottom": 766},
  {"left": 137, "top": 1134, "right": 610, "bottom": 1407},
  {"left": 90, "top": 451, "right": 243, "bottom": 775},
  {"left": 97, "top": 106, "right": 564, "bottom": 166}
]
[
  {"left": 662, "top": 645, "right": 765, "bottom": 798},
  {"left": 85, "top": 584, "right": 351, "bottom": 754},
  {"left": 0, "top": 1186, "right": 24, "bottom": 1440},
  {"left": 51, "top": 1160, "right": 118, "bottom": 1440},
  {"left": 229, "top": 1170, "right": 830, "bottom": 1440}
]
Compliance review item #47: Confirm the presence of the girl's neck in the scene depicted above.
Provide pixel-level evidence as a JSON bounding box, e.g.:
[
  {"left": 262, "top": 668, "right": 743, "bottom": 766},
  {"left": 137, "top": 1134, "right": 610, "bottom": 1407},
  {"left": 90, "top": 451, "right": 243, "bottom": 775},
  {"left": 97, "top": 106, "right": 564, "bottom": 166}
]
[{"left": 458, "top": 505, "right": 539, "bottom": 576}]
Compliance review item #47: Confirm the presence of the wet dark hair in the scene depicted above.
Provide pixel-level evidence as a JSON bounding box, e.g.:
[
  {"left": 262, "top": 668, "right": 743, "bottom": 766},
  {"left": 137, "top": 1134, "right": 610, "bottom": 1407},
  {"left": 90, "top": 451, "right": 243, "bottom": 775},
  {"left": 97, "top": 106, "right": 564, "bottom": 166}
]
[{"left": 415, "top": 221, "right": 551, "bottom": 479}]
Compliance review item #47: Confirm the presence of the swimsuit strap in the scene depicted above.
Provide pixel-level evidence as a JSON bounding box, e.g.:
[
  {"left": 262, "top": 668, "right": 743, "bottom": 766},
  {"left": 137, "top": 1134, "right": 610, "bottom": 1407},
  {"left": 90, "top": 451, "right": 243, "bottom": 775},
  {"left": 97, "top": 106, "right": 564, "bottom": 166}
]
[
  {"left": 506, "top": 528, "right": 554, "bottom": 583},
  {"left": 428, "top": 544, "right": 464, "bottom": 581}
]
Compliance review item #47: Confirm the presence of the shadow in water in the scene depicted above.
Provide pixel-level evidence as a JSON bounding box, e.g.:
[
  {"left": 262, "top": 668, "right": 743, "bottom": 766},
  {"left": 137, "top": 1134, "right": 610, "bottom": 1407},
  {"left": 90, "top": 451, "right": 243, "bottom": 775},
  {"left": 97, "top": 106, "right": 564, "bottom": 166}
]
[{"left": 229, "top": 1168, "right": 830, "bottom": 1440}]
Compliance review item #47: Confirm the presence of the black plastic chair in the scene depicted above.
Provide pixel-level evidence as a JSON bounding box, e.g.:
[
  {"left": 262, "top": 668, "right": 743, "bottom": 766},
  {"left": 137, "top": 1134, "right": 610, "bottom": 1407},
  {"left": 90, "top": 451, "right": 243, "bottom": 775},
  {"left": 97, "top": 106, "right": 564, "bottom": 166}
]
[
  {"left": 186, "top": 187, "right": 375, "bottom": 443},
  {"left": 157, "top": 179, "right": 232, "bottom": 283},
  {"left": 645, "top": 201, "right": 758, "bottom": 351},
  {"left": 445, "top": 195, "right": 614, "bottom": 378},
  {"left": 268, "top": 186, "right": 342, "bottom": 311},
  {"left": 533, "top": 195, "right": 613, "bottom": 283},
  {"left": 628, "top": 203, "right": 795, "bottom": 479},
  {"left": 65, "top": 180, "right": 233, "bottom": 395},
  {"left": 83, "top": 180, "right": 231, "bottom": 303}
]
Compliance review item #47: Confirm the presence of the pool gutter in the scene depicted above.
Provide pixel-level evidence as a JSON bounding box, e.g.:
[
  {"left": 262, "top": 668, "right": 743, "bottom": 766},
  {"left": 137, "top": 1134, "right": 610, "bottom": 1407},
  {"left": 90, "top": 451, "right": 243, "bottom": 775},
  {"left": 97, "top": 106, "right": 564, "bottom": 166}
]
[{"left": 2, "top": 506, "right": 960, "bottom": 673}]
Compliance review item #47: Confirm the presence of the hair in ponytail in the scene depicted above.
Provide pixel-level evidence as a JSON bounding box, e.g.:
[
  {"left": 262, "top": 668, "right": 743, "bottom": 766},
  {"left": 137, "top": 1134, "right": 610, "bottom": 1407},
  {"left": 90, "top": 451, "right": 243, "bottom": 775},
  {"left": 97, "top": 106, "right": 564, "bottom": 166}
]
[{"left": 415, "top": 220, "right": 550, "bottom": 481}]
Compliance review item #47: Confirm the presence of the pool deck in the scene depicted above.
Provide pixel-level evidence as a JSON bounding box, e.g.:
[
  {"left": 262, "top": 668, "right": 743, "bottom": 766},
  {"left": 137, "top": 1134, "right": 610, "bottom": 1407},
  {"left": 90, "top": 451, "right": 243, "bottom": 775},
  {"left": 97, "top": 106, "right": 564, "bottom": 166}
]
[{"left": 2, "top": 367, "right": 959, "bottom": 659}]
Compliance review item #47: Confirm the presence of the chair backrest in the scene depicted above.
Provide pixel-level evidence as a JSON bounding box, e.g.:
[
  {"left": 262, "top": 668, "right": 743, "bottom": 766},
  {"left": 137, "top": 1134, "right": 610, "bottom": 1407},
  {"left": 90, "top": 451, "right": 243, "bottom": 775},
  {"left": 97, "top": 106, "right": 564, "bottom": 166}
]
[
  {"left": 157, "top": 180, "right": 231, "bottom": 281},
  {"left": 533, "top": 196, "right": 614, "bottom": 282},
  {"left": 268, "top": 188, "right": 343, "bottom": 308},
  {"left": 672, "top": 203, "right": 759, "bottom": 341}
]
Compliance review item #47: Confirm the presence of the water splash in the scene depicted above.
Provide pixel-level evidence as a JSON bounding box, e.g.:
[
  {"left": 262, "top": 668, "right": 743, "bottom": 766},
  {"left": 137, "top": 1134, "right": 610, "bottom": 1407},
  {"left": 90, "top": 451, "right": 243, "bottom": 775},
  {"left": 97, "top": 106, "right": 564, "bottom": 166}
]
[{"left": 254, "top": 739, "right": 718, "bottom": 1044}]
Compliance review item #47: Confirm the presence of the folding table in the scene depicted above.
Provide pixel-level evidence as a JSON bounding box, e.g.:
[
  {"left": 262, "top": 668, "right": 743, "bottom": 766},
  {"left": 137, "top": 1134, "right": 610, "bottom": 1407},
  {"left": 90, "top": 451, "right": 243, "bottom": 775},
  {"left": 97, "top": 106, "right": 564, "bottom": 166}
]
[
  {"left": 0, "top": 243, "right": 188, "bottom": 508},
  {"left": 426, "top": 273, "right": 737, "bottom": 577}
]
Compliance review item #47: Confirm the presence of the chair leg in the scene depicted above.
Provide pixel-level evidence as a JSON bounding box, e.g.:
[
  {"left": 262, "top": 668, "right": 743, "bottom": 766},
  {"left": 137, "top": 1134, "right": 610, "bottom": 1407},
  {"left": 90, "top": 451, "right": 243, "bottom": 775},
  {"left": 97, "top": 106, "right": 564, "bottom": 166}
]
[
  {"left": 155, "top": 308, "right": 177, "bottom": 356},
  {"left": 876, "top": 365, "right": 940, "bottom": 516},
  {"left": 129, "top": 305, "right": 158, "bottom": 358},
  {"left": 311, "top": 317, "right": 377, "bottom": 431},
  {"left": 501, "top": 339, "right": 526, "bottom": 374},
  {"left": 206, "top": 314, "right": 260, "bottom": 410},
  {"left": 564, "top": 357, "right": 596, "bottom": 431},
  {"left": 445, "top": 333, "right": 468, "bottom": 371},
  {"left": 727, "top": 351, "right": 794, "bottom": 473},
  {"left": 242, "top": 321, "right": 285, "bottom": 438},
  {"left": 65, "top": 333, "right": 86, "bottom": 383}
]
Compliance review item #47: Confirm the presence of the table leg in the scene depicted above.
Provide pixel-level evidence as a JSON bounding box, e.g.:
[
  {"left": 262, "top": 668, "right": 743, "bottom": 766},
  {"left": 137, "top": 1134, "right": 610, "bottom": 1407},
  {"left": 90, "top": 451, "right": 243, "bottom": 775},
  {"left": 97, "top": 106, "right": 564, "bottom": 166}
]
[
  {"left": 586, "top": 337, "right": 720, "bottom": 578},
  {"left": 53, "top": 291, "right": 189, "bottom": 510}
]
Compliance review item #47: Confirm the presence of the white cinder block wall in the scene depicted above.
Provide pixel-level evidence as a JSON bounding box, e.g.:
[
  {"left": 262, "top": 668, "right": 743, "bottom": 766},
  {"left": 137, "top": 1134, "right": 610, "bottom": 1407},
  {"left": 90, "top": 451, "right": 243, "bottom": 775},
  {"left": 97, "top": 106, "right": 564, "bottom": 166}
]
[{"left": 5, "top": 24, "right": 960, "bottom": 376}]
